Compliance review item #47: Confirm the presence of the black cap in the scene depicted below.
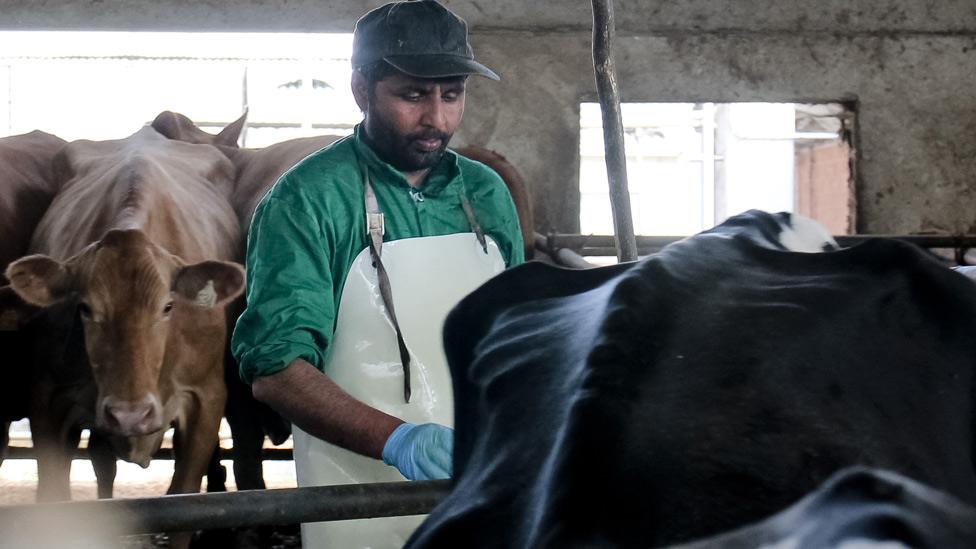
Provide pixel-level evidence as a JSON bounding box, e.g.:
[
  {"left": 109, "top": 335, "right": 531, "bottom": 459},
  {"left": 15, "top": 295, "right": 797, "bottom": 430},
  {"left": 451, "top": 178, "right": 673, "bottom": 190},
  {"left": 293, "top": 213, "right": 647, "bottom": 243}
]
[{"left": 352, "top": 0, "right": 499, "bottom": 81}]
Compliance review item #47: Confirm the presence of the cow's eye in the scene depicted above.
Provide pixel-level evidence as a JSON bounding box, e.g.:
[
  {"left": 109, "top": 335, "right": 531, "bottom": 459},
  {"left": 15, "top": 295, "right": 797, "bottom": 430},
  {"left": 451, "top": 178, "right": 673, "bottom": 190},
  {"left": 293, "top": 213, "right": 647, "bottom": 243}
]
[
  {"left": 163, "top": 302, "right": 174, "bottom": 315},
  {"left": 78, "top": 302, "right": 92, "bottom": 319}
]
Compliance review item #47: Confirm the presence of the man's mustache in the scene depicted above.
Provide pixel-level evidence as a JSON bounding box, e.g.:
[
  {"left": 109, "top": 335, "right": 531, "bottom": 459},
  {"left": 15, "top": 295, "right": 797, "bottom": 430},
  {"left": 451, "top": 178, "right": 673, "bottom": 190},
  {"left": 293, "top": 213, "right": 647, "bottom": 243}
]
[{"left": 407, "top": 130, "right": 450, "bottom": 143}]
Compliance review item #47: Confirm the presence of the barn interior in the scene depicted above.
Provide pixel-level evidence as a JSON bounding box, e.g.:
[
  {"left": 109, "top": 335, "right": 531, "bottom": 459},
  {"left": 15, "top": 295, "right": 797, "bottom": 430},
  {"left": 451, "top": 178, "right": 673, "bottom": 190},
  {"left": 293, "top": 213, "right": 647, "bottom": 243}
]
[
  {"left": 2, "top": 0, "right": 976, "bottom": 546},
  {"left": 3, "top": 0, "right": 975, "bottom": 238}
]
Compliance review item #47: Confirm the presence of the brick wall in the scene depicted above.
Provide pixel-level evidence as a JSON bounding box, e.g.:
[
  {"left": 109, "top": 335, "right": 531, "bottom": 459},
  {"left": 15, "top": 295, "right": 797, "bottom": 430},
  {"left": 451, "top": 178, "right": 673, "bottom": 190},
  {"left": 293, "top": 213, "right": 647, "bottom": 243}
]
[{"left": 795, "top": 141, "right": 852, "bottom": 235}]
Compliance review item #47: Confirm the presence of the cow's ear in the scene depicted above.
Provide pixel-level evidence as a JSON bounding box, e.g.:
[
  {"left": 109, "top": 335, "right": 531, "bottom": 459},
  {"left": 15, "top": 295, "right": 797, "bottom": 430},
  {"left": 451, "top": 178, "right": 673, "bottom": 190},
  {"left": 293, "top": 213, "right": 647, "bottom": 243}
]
[
  {"left": 0, "top": 286, "right": 40, "bottom": 331},
  {"left": 214, "top": 111, "right": 247, "bottom": 148},
  {"left": 151, "top": 110, "right": 194, "bottom": 141},
  {"left": 5, "top": 255, "right": 73, "bottom": 307},
  {"left": 172, "top": 260, "right": 245, "bottom": 308}
]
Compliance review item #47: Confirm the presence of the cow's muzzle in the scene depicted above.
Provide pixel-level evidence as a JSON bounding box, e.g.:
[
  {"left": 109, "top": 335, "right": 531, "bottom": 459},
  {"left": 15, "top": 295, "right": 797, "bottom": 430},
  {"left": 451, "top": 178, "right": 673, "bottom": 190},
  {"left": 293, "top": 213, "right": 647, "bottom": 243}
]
[{"left": 98, "top": 394, "right": 164, "bottom": 435}]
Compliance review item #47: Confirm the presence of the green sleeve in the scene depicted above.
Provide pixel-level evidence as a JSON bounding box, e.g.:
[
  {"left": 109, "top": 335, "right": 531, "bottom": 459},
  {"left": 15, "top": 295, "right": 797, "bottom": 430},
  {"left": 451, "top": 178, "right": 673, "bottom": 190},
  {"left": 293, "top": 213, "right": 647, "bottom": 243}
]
[
  {"left": 232, "top": 194, "right": 335, "bottom": 384},
  {"left": 503, "top": 210, "right": 525, "bottom": 268}
]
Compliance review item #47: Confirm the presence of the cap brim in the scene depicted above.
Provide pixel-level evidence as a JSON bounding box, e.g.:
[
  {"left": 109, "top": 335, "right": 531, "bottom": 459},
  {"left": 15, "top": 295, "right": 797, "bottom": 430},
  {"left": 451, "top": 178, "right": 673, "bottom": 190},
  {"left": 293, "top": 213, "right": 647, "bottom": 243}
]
[{"left": 384, "top": 54, "right": 500, "bottom": 81}]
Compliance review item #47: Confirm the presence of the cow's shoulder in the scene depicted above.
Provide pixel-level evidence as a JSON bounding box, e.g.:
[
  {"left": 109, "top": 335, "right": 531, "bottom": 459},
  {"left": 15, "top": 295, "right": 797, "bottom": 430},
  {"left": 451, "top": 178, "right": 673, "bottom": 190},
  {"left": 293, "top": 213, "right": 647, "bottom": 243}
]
[
  {"left": 698, "top": 210, "right": 838, "bottom": 253},
  {"left": 445, "top": 262, "right": 633, "bottom": 361}
]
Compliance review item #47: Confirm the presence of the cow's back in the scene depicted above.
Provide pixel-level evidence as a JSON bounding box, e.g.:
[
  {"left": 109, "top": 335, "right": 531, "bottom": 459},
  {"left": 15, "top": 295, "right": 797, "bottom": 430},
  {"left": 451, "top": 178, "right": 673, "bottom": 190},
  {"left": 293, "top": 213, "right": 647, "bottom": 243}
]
[
  {"left": 410, "top": 221, "right": 976, "bottom": 548},
  {"left": 227, "top": 135, "right": 339, "bottom": 241},
  {"left": 596, "top": 235, "right": 976, "bottom": 543},
  {"left": 31, "top": 127, "right": 239, "bottom": 262},
  {"left": 0, "top": 130, "right": 66, "bottom": 277}
]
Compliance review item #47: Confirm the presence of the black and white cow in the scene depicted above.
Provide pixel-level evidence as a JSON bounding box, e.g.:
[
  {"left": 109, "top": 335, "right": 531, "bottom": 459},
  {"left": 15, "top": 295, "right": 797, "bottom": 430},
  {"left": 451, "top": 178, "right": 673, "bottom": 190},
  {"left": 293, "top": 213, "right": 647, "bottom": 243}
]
[{"left": 406, "top": 210, "right": 976, "bottom": 548}]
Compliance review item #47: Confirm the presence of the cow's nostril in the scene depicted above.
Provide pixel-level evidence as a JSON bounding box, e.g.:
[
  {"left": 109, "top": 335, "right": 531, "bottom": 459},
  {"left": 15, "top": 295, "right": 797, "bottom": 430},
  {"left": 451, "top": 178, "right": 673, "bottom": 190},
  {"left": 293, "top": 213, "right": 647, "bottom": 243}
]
[{"left": 103, "top": 399, "right": 161, "bottom": 435}]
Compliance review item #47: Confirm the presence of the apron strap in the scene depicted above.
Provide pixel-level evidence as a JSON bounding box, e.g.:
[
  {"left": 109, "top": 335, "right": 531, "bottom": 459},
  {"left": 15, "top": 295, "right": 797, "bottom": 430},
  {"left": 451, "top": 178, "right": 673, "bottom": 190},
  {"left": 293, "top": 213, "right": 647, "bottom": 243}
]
[
  {"left": 363, "top": 163, "right": 412, "bottom": 403},
  {"left": 459, "top": 188, "right": 488, "bottom": 254}
]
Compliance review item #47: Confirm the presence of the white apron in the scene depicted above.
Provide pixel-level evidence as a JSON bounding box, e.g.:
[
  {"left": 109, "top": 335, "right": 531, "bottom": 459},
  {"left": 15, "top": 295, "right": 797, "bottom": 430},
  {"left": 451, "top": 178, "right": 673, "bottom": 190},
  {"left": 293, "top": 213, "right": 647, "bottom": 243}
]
[{"left": 294, "top": 231, "right": 505, "bottom": 548}]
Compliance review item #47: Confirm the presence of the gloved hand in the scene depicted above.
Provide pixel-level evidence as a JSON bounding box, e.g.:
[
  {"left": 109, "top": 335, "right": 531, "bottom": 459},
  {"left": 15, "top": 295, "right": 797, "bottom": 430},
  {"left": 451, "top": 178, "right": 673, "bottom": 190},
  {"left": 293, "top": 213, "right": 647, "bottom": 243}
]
[{"left": 381, "top": 422, "right": 454, "bottom": 480}]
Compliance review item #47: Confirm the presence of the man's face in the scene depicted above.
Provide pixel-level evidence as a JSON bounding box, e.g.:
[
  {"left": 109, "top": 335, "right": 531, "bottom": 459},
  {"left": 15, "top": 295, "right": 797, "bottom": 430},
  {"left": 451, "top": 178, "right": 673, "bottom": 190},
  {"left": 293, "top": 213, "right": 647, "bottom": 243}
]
[{"left": 361, "top": 72, "right": 466, "bottom": 173}]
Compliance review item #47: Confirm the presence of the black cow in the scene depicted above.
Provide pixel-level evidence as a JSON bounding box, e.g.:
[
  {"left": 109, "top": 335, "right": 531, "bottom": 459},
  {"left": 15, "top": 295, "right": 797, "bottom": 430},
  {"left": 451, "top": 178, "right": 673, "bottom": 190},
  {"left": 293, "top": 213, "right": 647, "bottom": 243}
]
[{"left": 406, "top": 210, "right": 976, "bottom": 548}]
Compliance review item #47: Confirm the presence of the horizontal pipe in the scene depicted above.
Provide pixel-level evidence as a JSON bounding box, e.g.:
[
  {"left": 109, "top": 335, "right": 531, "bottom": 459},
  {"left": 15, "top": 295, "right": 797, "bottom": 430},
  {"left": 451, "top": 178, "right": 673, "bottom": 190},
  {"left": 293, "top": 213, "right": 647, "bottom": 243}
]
[
  {"left": 3, "top": 445, "right": 295, "bottom": 461},
  {"left": 833, "top": 235, "right": 976, "bottom": 248},
  {"left": 534, "top": 233, "right": 596, "bottom": 269},
  {"left": 545, "top": 234, "right": 976, "bottom": 256},
  {"left": 0, "top": 480, "right": 450, "bottom": 536}
]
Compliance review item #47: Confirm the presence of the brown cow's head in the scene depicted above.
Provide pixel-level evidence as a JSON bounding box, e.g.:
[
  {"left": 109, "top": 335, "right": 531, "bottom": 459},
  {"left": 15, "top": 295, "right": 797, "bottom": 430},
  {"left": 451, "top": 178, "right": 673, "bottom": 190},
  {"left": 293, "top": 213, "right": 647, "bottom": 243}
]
[
  {"left": 5, "top": 229, "right": 244, "bottom": 436},
  {"left": 150, "top": 110, "right": 247, "bottom": 148}
]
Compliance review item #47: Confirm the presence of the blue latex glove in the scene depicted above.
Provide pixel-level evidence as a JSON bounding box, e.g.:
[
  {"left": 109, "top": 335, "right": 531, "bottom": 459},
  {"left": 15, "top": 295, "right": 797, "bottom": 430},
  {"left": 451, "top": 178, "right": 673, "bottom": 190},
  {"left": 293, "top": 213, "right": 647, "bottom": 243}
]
[{"left": 381, "top": 422, "right": 454, "bottom": 480}]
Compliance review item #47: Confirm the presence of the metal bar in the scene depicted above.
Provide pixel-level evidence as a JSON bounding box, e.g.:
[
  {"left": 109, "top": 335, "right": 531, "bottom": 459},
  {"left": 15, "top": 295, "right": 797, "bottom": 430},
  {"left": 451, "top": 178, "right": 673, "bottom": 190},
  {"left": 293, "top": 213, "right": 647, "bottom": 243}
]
[
  {"left": 534, "top": 233, "right": 596, "bottom": 269},
  {"left": 590, "top": 0, "right": 638, "bottom": 263},
  {"left": 3, "top": 445, "right": 295, "bottom": 461},
  {"left": 576, "top": 247, "right": 636, "bottom": 257},
  {"left": 833, "top": 235, "right": 976, "bottom": 248},
  {"left": 0, "top": 480, "right": 450, "bottom": 535},
  {"left": 545, "top": 234, "right": 976, "bottom": 256}
]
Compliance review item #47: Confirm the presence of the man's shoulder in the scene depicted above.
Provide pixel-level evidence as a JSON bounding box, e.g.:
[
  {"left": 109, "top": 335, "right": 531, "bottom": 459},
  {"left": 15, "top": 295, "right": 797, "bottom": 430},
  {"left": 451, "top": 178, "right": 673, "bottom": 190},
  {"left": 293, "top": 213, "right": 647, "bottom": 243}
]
[
  {"left": 285, "top": 135, "right": 359, "bottom": 181},
  {"left": 452, "top": 150, "right": 506, "bottom": 187},
  {"left": 269, "top": 135, "right": 361, "bottom": 201}
]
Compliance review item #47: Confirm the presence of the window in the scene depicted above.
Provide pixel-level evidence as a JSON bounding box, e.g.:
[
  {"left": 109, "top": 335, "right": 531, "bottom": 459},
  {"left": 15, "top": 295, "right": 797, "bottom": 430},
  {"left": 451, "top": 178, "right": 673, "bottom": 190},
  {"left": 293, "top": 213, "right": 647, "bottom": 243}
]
[
  {"left": 580, "top": 102, "right": 854, "bottom": 236},
  {"left": 0, "top": 32, "right": 361, "bottom": 146}
]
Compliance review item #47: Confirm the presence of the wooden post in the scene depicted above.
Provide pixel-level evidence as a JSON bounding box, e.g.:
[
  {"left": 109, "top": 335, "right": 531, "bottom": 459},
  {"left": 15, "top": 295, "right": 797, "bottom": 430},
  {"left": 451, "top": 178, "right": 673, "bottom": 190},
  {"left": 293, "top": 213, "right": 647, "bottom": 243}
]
[{"left": 591, "top": 0, "right": 638, "bottom": 262}]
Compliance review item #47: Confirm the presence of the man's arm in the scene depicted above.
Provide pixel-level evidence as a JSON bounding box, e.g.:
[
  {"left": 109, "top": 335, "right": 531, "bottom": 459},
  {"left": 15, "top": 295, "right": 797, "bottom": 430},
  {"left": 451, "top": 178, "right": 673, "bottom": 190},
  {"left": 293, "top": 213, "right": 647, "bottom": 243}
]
[
  {"left": 251, "top": 358, "right": 401, "bottom": 459},
  {"left": 252, "top": 359, "right": 454, "bottom": 479},
  {"left": 236, "top": 178, "right": 454, "bottom": 479}
]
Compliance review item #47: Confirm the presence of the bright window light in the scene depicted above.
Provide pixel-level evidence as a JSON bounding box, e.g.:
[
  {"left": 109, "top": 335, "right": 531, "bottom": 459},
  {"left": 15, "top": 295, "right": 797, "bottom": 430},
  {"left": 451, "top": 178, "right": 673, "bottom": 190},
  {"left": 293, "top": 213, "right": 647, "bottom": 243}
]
[
  {"left": 580, "top": 102, "right": 853, "bottom": 236},
  {"left": 0, "top": 32, "right": 360, "bottom": 146}
]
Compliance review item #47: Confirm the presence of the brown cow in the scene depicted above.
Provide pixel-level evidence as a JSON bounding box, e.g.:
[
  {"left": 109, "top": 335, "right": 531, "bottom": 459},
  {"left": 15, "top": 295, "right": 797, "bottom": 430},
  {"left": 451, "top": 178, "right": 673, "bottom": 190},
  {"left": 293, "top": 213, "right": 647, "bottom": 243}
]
[
  {"left": 150, "top": 109, "right": 246, "bottom": 149},
  {"left": 219, "top": 134, "right": 344, "bottom": 494},
  {"left": 0, "top": 130, "right": 67, "bottom": 463},
  {"left": 0, "top": 130, "right": 67, "bottom": 277},
  {"left": 5, "top": 126, "right": 244, "bottom": 549},
  {"left": 152, "top": 110, "right": 339, "bottom": 497},
  {"left": 454, "top": 145, "right": 535, "bottom": 260}
]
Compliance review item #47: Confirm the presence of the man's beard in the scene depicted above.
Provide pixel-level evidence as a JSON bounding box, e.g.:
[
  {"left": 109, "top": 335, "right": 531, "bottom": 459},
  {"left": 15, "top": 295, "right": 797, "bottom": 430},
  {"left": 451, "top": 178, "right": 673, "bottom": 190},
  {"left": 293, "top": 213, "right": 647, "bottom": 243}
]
[{"left": 363, "top": 112, "right": 453, "bottom": 173}]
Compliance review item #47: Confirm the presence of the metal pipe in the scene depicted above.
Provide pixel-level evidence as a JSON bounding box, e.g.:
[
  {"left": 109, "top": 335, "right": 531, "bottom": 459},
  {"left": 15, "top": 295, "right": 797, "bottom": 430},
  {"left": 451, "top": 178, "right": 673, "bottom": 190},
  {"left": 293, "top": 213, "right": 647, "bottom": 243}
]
[
  {"left": 544, "top": 234, "right": 976, "bottom": 256},
  {"left": 3, "top": 445, "right": 295, "bottom": 461},
  {"left": 833, "top": 235, "right": 976, "bottom": 248},
  {"left": 534, "top": 233, "right": 596, "bottom": 269},
  {"left": 0, "top": 480, "right": 450, "bottom": 535},
  {"left": 590, "top": 0, "right": 638, "bottom": 263}
]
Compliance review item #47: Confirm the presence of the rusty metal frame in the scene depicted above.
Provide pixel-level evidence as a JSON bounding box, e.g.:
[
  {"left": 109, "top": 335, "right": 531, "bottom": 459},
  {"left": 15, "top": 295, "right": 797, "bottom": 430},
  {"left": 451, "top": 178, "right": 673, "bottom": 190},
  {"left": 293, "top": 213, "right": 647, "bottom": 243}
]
[{"left": 590, "top": 0, "right": 638, "bottom": 262}]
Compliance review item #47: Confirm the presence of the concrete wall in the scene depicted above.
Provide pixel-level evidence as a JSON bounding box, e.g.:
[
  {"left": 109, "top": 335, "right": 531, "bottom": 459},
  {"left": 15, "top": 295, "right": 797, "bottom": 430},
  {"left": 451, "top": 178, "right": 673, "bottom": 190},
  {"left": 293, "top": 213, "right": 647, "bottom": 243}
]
[{"left": 4, "top": 1, "right": 976, "bottom": 234}]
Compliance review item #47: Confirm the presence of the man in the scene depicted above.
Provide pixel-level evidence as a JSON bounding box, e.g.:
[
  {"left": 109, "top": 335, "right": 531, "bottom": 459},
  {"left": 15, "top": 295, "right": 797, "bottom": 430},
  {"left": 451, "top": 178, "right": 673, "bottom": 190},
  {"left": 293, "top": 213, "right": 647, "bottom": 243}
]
[{"left": 231, "top": 1, "right": 524, "bottom": 546}]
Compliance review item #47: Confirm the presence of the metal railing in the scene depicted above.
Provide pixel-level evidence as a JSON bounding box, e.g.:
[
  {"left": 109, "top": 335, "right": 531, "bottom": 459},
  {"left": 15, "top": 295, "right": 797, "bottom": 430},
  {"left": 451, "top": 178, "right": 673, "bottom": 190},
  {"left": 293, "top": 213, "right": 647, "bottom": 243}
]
[
  {"left": 0, "top": 480, "right": 450, "bottom": 536},
  {"left": 3, "top": 444, "right": 295, "bottom": 461},
  {"left": 543, "top": 233, "right": 976, "bottom": 258}
]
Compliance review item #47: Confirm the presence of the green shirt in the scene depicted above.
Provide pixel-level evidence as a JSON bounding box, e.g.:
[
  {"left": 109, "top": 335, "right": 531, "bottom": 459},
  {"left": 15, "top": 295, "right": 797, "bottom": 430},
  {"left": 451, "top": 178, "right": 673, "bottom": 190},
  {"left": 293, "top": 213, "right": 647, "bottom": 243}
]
[{"left": 232, "top": 125, "right": 525, "bottom": 384}]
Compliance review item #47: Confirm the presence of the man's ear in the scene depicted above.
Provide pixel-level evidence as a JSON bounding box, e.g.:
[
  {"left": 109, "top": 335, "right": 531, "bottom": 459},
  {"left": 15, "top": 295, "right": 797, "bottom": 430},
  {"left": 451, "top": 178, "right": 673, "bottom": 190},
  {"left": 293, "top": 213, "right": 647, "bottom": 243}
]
[
  {"left": 5, "top": 255, "right": 73, "bottom": 307},
  {"left": 172, "top": 260, "right": 245, "bottom": 309},
  {"left": 0, "top": 286, "right": 40, "bottom": 331},
  {"left": 351, "top": 71, "right": 369, "bottom": 113}
]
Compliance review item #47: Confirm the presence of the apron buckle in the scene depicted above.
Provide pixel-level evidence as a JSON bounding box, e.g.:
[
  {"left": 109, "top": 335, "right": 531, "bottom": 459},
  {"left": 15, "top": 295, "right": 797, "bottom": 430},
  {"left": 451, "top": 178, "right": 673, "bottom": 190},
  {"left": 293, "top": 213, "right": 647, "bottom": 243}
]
[{"left": 367, "top": 211, "right": 385, "bottom": 236}]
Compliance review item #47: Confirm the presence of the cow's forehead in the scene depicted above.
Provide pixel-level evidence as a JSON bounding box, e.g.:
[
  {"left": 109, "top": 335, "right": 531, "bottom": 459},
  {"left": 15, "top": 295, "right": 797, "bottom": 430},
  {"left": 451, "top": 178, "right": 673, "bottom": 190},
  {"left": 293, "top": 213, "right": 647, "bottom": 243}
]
[{"left": 77, "top": 233, "right": 172, "bottom": 295}]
